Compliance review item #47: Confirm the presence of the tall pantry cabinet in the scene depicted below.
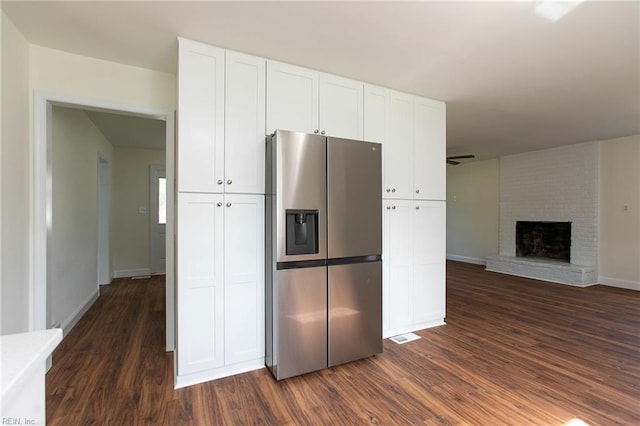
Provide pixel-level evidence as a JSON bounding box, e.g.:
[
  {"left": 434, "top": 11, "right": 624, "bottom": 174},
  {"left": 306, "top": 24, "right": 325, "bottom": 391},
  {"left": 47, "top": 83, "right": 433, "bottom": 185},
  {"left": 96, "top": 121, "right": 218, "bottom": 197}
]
[
  {"left": 364, "top": 84, "right": 447, "bottom": 338},
  {"left": 176, "top": 37, "right": 447, "bottom": 387},
  {"left": 176, "top": 39, "right": 265, "bottom": 386}
]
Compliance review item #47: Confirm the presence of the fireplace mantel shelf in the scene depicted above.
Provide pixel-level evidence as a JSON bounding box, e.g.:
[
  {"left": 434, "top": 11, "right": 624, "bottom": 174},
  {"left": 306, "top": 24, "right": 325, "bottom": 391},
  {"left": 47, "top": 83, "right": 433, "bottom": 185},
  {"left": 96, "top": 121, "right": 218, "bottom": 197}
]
[{"left": 485, "top": 255, "right": 597, "bottom": 287}]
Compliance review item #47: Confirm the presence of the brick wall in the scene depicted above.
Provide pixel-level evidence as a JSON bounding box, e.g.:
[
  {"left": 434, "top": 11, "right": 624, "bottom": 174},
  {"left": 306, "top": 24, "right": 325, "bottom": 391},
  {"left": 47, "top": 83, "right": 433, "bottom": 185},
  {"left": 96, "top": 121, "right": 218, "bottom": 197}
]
[{"left": 499, "top": 142, "right": 599, "bottom": 268}]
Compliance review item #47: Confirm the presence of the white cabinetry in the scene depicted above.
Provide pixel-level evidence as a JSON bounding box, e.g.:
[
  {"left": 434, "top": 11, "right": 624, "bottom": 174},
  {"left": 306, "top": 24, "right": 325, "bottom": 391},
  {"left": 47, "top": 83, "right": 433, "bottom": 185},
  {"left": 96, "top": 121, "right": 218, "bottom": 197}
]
[
  {"left": 267, "top": 61, "right": 363, "bottom": 139},
  {"left": 319, "top": 73, "right": 363, "bottom": 139},
  {"left": 178, "top": 39, "right": 224, "bottom": 193},
  {"left": 177, "top": 193, "right": 224, "bottom": 374},
  {"left": 178, "top": 39, "right": 265, "bottom": 194},
  {"left": 382, "top": 199, "right": 445, "bottom": 338},
  {"left": 366, "top": 87, "right": 446, "bottom": 201},
  {"left": 413, "top": 97, "right": 446, "bottom": 201},
  {"left": 225, "top": 52, "right": 266, "bottom": 194},
  {"left": 177, "top": 193, "right": 264, "bottom": 382},
  {"left": 224, "top": 195, "right": 265, "bottom": 364},
  {"left": 385, "top": 90, "right": 414, "bottom": 200}
]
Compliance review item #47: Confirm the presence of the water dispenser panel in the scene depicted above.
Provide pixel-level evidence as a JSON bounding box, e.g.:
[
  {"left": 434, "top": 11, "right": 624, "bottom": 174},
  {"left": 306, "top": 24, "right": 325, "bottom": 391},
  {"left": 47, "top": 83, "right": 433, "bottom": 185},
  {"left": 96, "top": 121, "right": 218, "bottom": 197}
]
[{"left": 286, "top": 209, "right": 319, "bottom": 255}]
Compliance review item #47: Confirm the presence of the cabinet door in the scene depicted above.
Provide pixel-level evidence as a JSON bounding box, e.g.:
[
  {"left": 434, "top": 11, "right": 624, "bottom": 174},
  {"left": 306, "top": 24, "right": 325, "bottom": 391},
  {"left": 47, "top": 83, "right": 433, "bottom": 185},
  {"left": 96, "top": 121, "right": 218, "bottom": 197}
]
[
  {"left": 319, "top": 73, "right": 363, "bottom": 140},
  {"left": 266, "top": 61, "right": 318, "bottom": 135},
  {"left": 412, "top": 201, "right": 446, "bottom": 324},
  {"left": 414, "top": 97, "right": 446, "bottom": 200},
  {"left": 385, "top": 91, "right": 414, "bottom": 199},
  {"left": 383, "top": 199, "right": 412, "bottom": 336},
  {"left": 224, "top": 194, "right": 265, "bottom": 364},
  {"left": 178, "top": 39, "right": 225, "bottom": 193},
  {"left": 364, "top": 85, "right": 387, "bottom": 144},
  {"left": 177, "top": 193, "right": 224, "bottom": 375},
  {"left": 225, "top": 52, "right": 266, "bottom": 194}
]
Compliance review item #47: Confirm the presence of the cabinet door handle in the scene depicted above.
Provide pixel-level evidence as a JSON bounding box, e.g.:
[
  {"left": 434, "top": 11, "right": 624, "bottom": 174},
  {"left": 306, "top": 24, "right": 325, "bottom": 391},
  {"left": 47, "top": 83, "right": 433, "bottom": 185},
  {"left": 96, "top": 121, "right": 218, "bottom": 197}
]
[
  {"left": 314, "top": 129, "right": 319, "bottom": 134},
  {"left": 217, "top": 179, "right": 223, "bottom": 185},
  {"left": 216, "top": 202, "right": 222, "bottom": 207},
  {"left": 226, "top": 202, "right": 232, "bottom": 207},
  {"left": 392, "top": 206, "right": 396, "bottom": 210},
  {"left": 416, "top": 189, "right": 420, "bottom": 194},
  {"left": 416, "top": 206, "right": 420, "bottom": 210},
  {"left": 227, "top": 179, "right": 232, "bottom": 185},
  {"left": 321, "top": 130, "right": 326, "bottom": 135},
  {"left": 392, "top": 188, "right": 396, "bottom": 193},
  {"left": 386, "top": 206, "right": 391, "bottom": 210},
  {"left": 386, "top": 188, "right": 391, "bottom": 192}
]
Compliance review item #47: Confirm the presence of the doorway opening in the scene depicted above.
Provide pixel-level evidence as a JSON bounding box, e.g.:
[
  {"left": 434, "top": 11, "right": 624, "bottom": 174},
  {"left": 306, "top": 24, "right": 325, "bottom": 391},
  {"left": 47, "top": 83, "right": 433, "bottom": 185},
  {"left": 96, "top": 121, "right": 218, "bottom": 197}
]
[{"left": 33, "top": 92, "right": 175, "bottom": 352}]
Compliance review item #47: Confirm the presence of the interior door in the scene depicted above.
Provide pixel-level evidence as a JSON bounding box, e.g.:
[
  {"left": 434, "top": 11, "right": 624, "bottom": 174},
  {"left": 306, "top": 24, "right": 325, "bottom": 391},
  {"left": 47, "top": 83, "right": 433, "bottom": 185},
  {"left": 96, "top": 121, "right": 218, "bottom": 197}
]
[{"left": 150, "top": 165, "right": 166, "bottom": 274}]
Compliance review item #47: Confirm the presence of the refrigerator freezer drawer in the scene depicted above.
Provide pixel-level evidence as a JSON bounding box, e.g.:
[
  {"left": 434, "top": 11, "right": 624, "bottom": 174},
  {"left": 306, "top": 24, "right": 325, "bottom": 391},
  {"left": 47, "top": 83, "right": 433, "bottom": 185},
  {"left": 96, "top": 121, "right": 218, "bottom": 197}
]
[
  {"left": 272, "top": 266, "right": 327, "bottom": 380},
  {"left": 328, "top": 261, "right": 383, "bottom": 367}
]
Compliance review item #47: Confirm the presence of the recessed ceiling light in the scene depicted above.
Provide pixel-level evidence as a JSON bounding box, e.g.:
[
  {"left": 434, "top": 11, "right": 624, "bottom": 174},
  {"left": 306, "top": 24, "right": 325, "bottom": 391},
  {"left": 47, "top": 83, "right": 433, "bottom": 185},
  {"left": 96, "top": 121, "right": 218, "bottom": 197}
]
[{"left": 535, "top": 0, "right": 585, "bottom": 22}]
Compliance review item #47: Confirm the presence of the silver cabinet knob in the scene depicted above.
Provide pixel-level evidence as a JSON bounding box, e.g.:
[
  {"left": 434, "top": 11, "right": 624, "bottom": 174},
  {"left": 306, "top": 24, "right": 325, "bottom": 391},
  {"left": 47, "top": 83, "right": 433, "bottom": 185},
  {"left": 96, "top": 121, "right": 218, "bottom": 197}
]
[
  {"left": 386, "top": 188, "right": 391, "bottom": 192},
  {"left": 226, "top": 202, "right": 232, "bottom": 207},
  {"left": 314, "top": 129, "right": 319, "bottom": 134},
  {"left": 392, "top": 206, "right": 396, "bottom": 210},
  {"left": 227, "top": 179, "right": 232, "bottom": 184},
  {"left": 416, "top": 189, "right": 420, "bottom": 194},
  {"left": 392, "top": 188, "right": 396, "bottom": 193},
  {"left": 321, "top": 130, "right": 326, "bottom": 135},
  {"left": 216, "top": 202, "right": 222, "bottom": 207},
  {"left": 217, "top": 179, "right": 223, "bottom": 185},
  {"left": 386, "top": 206, "right": 391, "bottom": 210},
  {"left": 416, "top": 206, "right": 420, "bottom": 210}
]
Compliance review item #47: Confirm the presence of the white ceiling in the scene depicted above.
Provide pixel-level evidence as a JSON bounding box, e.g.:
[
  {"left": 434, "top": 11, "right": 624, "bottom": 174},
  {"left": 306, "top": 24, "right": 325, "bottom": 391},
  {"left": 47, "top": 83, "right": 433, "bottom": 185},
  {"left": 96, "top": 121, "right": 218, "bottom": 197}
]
[{"left": 3, "top": 1, "right": 638, "bottom": 160}]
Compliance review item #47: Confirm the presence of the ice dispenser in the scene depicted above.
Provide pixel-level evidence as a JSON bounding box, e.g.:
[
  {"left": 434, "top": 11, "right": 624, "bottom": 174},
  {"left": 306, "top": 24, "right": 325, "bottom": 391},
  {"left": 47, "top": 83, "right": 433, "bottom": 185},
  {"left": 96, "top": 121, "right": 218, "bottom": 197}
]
[{"left": 286, "top": 209, "right": 319, "bottom": 255}]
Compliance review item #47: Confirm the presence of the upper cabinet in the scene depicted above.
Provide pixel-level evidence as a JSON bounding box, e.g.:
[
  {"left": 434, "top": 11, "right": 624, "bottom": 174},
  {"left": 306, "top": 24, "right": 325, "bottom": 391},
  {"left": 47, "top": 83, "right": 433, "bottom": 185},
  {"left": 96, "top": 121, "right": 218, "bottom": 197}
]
[
  {"left": 364, "top": 85, "right": 387, "bottom": 144},
  {"left": 225, "top": 52, "right": 266, "bottom": 194},
  {"left": 178, "top": 39, "right": 266, "bottom": 194},
  {"left": 178, "top": 39, "right": 225, "bottom": 194},
  {"left": 318, "top": 73, "right": 363, "bottom": 140},
  {"left": 414, "top": 98, "right": 446, "bottom": 201},
  {"left": 266, "top": 61, "right": 363, "bottom": 140},
  {"left": 386, "top": 90, "right": 414, "bottom": 200},
  {"left": 365, "top": 85, "right": 446, "bottom": 201}
]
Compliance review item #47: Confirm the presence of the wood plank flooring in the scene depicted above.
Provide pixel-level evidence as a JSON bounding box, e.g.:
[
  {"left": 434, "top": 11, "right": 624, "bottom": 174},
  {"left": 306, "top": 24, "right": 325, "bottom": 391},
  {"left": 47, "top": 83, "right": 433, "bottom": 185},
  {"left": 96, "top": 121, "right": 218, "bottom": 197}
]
[{"left": 46, "top": 262, "right": 640, "bottom": 425}]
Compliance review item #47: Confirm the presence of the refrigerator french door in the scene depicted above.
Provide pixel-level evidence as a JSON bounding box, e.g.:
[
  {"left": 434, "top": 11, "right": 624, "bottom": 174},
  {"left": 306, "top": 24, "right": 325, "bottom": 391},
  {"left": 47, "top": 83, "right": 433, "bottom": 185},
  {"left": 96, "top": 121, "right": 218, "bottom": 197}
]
[{"left": 266, "top": 130, "right": 382, "bottom": 380}]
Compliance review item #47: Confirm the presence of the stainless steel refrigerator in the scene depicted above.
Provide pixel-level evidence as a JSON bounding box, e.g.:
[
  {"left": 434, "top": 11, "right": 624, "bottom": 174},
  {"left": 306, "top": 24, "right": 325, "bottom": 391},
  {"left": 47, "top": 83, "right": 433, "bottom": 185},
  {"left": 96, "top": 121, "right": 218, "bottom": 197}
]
[{"left": 265, "top": 130, "right": 382, "bottom": 380}]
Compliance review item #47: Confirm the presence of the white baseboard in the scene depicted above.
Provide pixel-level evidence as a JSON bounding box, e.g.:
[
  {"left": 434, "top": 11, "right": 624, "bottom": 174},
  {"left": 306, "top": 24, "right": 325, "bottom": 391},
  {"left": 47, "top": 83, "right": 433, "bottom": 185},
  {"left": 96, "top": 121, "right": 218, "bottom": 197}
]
[
  {"left": 598, "top": 276, "right": 640, "bottom": 291},
  {"left": 446, "top": 254, "right": 486, "bottom": 265},
  {"left": 175, "top": 358, "right": 265, "bottom": 389},
  {"left": 112, "top": 268, "right": 151, "bottom": 279},
  {"left": 61, "top": 287, "right": 100, "bottom": 336}
]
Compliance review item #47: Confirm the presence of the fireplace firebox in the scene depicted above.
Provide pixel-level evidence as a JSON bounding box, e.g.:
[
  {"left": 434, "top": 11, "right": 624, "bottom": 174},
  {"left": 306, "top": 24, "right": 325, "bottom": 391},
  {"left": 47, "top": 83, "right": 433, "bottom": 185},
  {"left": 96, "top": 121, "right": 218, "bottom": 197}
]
[{"left": 516, "top": 221, "right": 571, "bottom": 262}]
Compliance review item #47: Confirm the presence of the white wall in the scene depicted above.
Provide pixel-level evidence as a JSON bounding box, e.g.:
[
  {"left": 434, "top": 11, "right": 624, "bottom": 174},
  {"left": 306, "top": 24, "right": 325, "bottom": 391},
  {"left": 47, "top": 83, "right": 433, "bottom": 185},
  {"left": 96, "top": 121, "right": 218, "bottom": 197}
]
[
  {"left": 30, "top": 45, "right": 176, "bottom": 109},
  {"left": 112, "top": 146, "right": 165, "bottom": 277},
  {"left": 446, "top": 159, "right": 500, "bottom": 264},
  {"left": 598, "top": 135, "right": 640, "bottom": 289},
  {"left": 1, "top": 11, "right": 31, "bottom": 334},
  {"left": 50, "top": 106, "right": 114, "bottom": 330},
  {"left": 0, "top": 43, "right": 177, "bottom": 333}
]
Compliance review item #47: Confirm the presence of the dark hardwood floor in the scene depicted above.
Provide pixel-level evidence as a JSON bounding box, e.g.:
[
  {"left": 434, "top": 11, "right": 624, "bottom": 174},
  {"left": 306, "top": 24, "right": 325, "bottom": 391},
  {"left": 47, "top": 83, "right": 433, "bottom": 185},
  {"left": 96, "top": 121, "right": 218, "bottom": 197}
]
[{"left": 46, "top": 262, "right": 640, "bottom": 425}]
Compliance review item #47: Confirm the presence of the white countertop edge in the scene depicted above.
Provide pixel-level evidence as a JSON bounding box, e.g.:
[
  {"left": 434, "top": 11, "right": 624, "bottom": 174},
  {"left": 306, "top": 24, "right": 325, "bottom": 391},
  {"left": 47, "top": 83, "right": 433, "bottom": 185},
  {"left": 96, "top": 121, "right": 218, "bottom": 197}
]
[{"left": 1, "top": 329, "right": 63, "bottom": 400}]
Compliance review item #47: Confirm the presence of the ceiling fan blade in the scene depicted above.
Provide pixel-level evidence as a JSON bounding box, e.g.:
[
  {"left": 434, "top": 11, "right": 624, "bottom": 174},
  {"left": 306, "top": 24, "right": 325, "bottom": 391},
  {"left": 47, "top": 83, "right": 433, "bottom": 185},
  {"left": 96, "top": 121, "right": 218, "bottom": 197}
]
[
  {"left": 447, "top": 160, "right": 460, "bottom": 165},
  {"left": 446, "top": 154, "right": 475, "bottom": 160}
]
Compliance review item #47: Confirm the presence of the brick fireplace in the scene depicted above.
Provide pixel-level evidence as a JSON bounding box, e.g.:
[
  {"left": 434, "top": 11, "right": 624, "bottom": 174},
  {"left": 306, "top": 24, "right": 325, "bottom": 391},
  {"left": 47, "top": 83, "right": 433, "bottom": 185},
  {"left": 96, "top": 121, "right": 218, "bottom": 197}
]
[{"left": 486, "top": 142, "right": 598, "bottom": 286}]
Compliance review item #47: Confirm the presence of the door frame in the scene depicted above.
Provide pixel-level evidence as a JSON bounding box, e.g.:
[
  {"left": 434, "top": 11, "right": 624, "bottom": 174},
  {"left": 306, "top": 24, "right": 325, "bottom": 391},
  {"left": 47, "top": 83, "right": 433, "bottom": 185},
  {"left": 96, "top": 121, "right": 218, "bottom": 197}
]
[
  {"left": 97, "top": 154, "right": 111, "bottom": 285},
  {"left": 33, "top": 91, "right": 176, "bottom": 351},
  {"left": 149, "top": 164, "right": 167, "bottom": 275}
]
